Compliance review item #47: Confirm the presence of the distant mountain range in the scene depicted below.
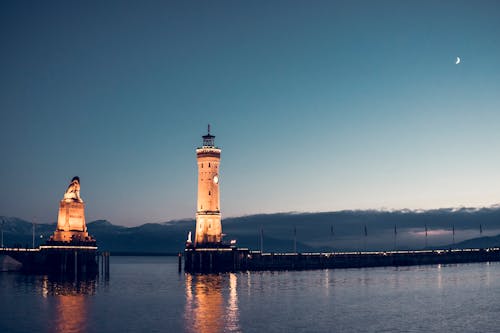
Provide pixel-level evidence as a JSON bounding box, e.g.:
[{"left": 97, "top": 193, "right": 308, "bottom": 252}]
[{"left": 2, "top": 206, "right": 500, "bottom": 253}]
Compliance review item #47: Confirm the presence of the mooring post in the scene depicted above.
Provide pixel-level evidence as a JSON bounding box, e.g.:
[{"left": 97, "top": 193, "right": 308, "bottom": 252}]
[
  {"left": 191, "top": 252, "right": 194, "bottom": 271},
  {"left": 178, "top": 252, "right": 182, "bottom": 273},
  {"left": 82, "top": 255, "right": 87, "bottom": 274},
  {"left": 105, "top": 252, "right": 110, "bottom": 279},
  {"left": 199, "top": 252, "right": 203, "bottom": 271},
  {"left": 233, "top": 251, "right": 237, "bottom": 271},
  {"left": 74, "top": 250, "right": 78, "bottom": 280}
]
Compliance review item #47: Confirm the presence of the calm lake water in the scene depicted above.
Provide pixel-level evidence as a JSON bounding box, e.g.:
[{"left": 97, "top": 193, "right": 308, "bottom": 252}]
[{"left": 1, "top": 256, "right": 500, "bottom": 333}]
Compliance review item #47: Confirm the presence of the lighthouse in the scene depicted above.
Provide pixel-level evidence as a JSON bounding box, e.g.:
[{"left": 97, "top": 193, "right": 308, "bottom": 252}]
[{"left": 194, "top": 125, "right": 222, "bottom": 247}]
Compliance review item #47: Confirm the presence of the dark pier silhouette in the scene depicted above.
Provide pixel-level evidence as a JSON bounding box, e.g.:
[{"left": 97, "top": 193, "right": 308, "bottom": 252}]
[
  {"left": 184, "top": 247, "right": 500, "bottom": 273},
  {"left": 0, "top": 245, "right": 104, "bottom": 275}
]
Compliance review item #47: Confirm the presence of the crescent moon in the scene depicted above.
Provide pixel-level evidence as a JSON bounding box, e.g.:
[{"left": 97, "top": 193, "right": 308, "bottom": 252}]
[{"left": 456, "top": 57, "right": 461, "bottom": 64}]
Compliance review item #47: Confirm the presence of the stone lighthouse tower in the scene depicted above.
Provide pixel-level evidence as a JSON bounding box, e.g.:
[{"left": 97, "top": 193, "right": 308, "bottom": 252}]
[{"left": 194, "top": 125, "right": 222, "bottom": 247}]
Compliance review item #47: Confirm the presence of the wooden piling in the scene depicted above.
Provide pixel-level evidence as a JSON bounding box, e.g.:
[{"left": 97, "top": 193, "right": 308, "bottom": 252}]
[
  {"left": 74, "top": 250, "right": 77, "bottom": 280},
  {"left": 104, "top": 252, "right": 110, "bottom": 278}
]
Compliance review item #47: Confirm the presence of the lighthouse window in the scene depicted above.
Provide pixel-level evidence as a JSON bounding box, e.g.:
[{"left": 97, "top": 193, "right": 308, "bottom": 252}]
[
  {"left": 208, "top": 191, "right": 211, "bottom": 196},
  {"left": 201, "top": 163, "right": 203, "bottom": 168},
  {"left": 208, "top": 163, "right": 211, "bottom": 167}
]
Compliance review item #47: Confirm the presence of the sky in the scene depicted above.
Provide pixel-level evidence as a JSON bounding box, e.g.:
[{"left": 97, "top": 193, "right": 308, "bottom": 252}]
[{"left": 1, "top": 0, "right": 500, "bottom": 226}]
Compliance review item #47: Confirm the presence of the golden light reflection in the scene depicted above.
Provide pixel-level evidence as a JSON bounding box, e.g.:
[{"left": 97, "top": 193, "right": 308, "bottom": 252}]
[
  {"left": 55, "top": 294, "right": 87, "bottom": 333},
  {"left": 225, "top": 273, "right": 240, "bottom": 332},
  {"left": 41, "top": 277, "right": 96, "bottom": 333},
  {"left": 184, "top": 273, "right": 240, "bottom": 333}
]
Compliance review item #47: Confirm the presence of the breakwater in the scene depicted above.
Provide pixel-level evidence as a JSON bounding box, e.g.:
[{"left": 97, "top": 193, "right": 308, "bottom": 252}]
[
  {"left": 0, "top": 245, "right": 102, "bottom": 274},
  {"left": 184, "top": 247, "right": 500, "bottom": 273}
]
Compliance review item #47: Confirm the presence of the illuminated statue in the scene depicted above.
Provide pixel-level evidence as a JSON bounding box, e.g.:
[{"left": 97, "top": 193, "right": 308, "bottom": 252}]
[
  {"left": 63, "top": 176, "right": 83, "bottom": 202},
  {"left": 49, "top": 176, "right": 93, "bottom": 243}
]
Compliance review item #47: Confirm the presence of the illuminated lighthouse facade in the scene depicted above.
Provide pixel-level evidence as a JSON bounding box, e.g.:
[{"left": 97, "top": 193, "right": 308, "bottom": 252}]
[{"left": 195, "top": 125, "right": 222, "bottom": 247}]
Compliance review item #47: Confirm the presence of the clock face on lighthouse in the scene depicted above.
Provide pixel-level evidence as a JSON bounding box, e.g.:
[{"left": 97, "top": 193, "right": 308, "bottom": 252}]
[{"left": 213, "top": 175, "right": 219, "bottom": 184}]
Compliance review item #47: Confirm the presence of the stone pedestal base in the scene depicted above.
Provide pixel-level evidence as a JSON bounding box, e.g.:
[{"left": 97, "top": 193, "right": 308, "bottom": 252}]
[
  {"left": 195, "top": 213, "right": 222, "bottom": 246},
  {"left": 51, "top": 200, "right": 91, "bottom": 242}
]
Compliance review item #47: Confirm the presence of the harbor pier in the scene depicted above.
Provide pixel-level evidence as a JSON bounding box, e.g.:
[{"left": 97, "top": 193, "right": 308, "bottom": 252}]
[
  {"left": 184, "top": 247, "right": 249, "bottom": 273},
  {"left": 0, "top": 245, "right": 100, "bottom": 274},
  {"left": 184, "top": 247, "right": 500, "bottom": 273}
]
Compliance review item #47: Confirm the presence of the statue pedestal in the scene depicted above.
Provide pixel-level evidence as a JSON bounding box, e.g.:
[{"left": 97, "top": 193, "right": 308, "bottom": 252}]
[{"left": 51, "top": 200, "right": 90, "bottom": 242}]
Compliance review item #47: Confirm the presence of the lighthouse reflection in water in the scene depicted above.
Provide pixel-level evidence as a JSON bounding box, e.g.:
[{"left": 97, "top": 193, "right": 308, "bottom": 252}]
[
  {"left": 184, "top": 273, "right": 240, "bottom": 333},
  {"left": 3, "top": 257, "right": 500, "bottom": 332}
]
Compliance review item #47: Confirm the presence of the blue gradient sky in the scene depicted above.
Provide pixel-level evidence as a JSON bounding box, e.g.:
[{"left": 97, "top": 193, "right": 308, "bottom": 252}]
[{"left": 1, "top": 1, "right": 499, "bottom": 226}]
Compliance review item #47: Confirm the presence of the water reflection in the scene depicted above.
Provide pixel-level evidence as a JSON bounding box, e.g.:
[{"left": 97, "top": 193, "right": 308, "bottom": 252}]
[
  {"left": 323, "top": 269, "right": 330, "bottom": 296},
  {"left": 41, "top": 275, "right": 97, "bottom": 297},
  {"left": 437, "top": 264, "right": 443, "bottom": 289},
  {"left": 54, "top": 294, "right": 87, "bottom": 333},
  {"left": 41, "top": 276, "right": 97, "bottom": 333},
  {"left": 184, "top": 273, "right": 240, "bottom": 333},
  {"left": 226, "top": 273, "right": 239, "bottom": 332}
]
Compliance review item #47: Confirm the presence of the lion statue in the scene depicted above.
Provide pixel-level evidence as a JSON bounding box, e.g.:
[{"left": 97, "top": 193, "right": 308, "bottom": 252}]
[{"left": 63, "top": 176, "right": 83, "bottom": 202}]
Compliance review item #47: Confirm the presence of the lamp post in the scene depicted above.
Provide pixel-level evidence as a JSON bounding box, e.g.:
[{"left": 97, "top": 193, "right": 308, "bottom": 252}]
[
  {"left": 293, "top": 226, "right": 297, "bottom": 253},
  {"left": 1, "top": 221, "right": 4, "bottom": 248},
  {"left": 260, "top": 226, "right": 264, "bottom": 253},
  {"left": 425, "top": 224, "right": 428, "bottom": 249},
  {"left": 330, "top": 224, "right": 334, "bottom": 252},
  {"left": 452, "top": 225, "right": 455, "bottom": 248},
  {"left": 394, "top": 225, "right": 397, "bottom": 251},
  {"left": 32, "top": 220, "right": 36, "bottom": 249}
]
